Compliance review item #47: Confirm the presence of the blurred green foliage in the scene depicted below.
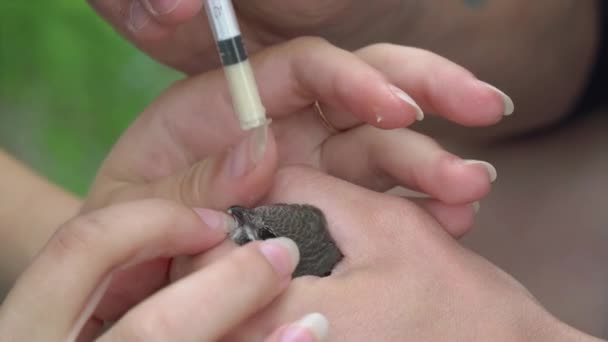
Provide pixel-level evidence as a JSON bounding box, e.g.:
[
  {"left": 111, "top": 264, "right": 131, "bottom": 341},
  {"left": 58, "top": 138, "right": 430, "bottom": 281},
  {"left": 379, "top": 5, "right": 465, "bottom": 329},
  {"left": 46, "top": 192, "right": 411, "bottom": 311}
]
[{"left": 0, "top": 2, "right": 179, "bottom": 195}]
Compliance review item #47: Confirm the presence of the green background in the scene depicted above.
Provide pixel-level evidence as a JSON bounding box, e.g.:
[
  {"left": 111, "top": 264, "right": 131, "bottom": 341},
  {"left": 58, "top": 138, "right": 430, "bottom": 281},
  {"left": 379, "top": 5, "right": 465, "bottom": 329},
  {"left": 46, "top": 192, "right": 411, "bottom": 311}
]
[{"left": 0, "top": 2, "right": 179, "bottom": 195}]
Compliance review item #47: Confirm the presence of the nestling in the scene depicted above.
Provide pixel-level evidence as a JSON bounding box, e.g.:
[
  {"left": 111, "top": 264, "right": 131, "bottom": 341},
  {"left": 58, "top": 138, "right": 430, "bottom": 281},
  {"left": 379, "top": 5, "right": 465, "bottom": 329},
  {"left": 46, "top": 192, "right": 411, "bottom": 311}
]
[{"left": 228, "top": 204, "right": 343, "bottom": 277}]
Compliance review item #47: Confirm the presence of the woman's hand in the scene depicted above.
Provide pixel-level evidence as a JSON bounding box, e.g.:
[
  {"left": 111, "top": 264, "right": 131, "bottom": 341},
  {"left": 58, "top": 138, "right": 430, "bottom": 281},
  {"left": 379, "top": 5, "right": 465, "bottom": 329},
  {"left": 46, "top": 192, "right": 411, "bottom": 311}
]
[
  {"left": 0, "top": 199, "right": 330, "bottom": 341},
  {"left": 78, "top": 38, "right": 509, "bottom": 329},
  {"left": 175, "top": 167, "right": 602, "bottom": 342},
  {"left": 85, "top": 38, "right": 510, "bottom": 213}
]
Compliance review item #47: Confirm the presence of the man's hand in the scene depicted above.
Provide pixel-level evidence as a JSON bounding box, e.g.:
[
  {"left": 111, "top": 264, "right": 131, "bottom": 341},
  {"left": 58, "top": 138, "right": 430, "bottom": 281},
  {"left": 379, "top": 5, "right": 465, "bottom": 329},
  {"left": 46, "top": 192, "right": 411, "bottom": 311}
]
[
  {"left": 176, "top": 167, "right": 603, "bottom": 342},
  {"left": 88, "top": 0, "right": 409, "bottom": 74}
]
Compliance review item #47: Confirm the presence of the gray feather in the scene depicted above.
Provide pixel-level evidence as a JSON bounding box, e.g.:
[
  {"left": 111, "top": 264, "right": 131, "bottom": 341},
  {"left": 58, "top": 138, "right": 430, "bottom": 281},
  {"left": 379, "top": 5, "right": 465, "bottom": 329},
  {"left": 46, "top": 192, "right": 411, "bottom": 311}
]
[{"left": 227, "top": 204, "right": 343, "bottom": 277}]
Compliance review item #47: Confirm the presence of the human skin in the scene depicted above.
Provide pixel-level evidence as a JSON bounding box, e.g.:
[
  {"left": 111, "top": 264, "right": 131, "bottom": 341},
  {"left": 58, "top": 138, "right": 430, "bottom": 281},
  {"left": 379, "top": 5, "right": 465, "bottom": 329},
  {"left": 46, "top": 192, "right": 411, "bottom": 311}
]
[
  {"left": 82, "top": 0, "right": 606, "bottom": 333},
  {"left": 0, "top": 38, "right": 502, "bottom": 322},
  {"left": 80, "top": 38, "right": 503, "bottom": 324},
  {"left": 0, "top": 198, "right": 329, "bottom": 341},
  {"left": 0, "top": 151, "right": 80, "bottom": 293},
  {"left": 460, "top": 110, "right": 608, "bottom": 337},
  {"left": 89, "top": 0, "right": 599, "bottom": 142},
  {"left": 0, "top": 38, "right": 502, "bottom": 288},
  {"left": 387, "top": 109, "right": 608, "bottom": 337},
  {"left": 88, "top": 0, "right": 608, "bottom": 333},
  {"left": 173, "top": 166, "right": 605, "bottom": 342}
]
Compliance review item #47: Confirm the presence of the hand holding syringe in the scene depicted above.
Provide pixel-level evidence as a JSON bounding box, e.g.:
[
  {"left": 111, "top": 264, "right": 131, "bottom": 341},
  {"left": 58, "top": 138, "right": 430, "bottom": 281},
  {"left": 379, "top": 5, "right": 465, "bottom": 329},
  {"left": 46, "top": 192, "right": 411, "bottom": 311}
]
[{"left": 203, "top": 0, "right": 268, "bottom": 131}]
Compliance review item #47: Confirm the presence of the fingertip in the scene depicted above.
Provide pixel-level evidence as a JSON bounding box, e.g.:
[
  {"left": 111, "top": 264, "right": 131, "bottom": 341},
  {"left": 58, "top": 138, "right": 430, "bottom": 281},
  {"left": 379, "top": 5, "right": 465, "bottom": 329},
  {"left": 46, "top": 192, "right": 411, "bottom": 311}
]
[
  {"left": 426, "top": 155, "right": 493, "bottom": 204},
  {"left": 192, "top": 208, "right": 236, "bottom": 233},
  {"left": 462, "top": 160, "right": 497, "bottom": 183},
  {"left": 230, "top": 125, "right": 279, "bottom": 206},
  {"left": 364, "top": 83, "right": 422, "bottom": 129},
  {"left": 214, "top": 123, "right": 278, "bottom": 207},
  {"left": 420, "top": 200, "right": 477, "bottom": 238},
  {"left": 477, "top": 81, "right": 515, "bottom": 116},
  {"left": 452, "top": 159, "right": 494, "bottom": 202},
  {"left": 259, "top": 237, "right": 301, "bottom": 279},
  {"left": 140, "top": 0, "right": 203, "bottom": 25},
  {"left": 472, "top": 201, "right": 481, "bottom": 214},
  {"left": 333, "top": 69, "right": 415, "bottom": 129},
  {"left": 451, "top": 79, "right": 510, "bottom": 127},
  {"left": 425, "top": 71, "right": 506, "bottom": 127},
  {"left": 127, "top": 0, "right": 172, "bottom": 40},
  {"left": 267, "top": 313, "right": 330, "bottom": 342},
  {"left": 388, "top": 85, "right": 425, "bottom": 123}
]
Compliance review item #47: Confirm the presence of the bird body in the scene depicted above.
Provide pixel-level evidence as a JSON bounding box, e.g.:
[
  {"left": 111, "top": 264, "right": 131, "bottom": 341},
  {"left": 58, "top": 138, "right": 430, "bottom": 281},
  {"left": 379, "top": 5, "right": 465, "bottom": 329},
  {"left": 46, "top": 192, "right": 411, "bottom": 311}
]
[{"left": 228, "top": 204, "right": 343, "bottom": 277}]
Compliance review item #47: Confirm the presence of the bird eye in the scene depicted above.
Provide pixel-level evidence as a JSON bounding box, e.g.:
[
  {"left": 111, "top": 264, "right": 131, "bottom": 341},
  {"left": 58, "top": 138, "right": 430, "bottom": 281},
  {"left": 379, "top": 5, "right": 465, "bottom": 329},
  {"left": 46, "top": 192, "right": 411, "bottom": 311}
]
[{"left": 257, "top": 228, "right": 277, "bottom": 240}]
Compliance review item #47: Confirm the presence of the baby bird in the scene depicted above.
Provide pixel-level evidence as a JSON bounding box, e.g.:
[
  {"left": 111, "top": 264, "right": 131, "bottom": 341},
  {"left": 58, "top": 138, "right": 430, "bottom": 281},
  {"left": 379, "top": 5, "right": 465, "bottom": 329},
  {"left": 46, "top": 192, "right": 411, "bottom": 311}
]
[{"left": 228, "top": 204, "right": 343, "bottom": 278}]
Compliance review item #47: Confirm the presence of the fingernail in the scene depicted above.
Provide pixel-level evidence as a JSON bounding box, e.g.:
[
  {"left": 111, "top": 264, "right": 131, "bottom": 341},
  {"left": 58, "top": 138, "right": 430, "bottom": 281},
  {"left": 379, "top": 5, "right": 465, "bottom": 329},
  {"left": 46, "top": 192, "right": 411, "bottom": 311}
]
[
  {"left": 259, "top": 237, "right": 300, "bottom": 277},
  {"left": 141, "top": 0, "right": 181, "bottom": 15},
  {"left": 193, "top": 208, "right": 234, "bottom": 232},
  {"left": 225, "top": 124, "right": 268, "bottom": 178},
  {"left": 479, "top": 81, "right": 515, "bottom": 116},
  {"left": 280, "top": 313, "right": 330, "bottom": 342},
  {"left": 128, "top": 1, "right": 151, "bottom": 32},
  {"left": 388, "top": 85, "right": 424, "bottom": 121},
  {"left": 472, "top": 202, "right": 481, "bottom": 214},
  {"left": 252, "top": 123, "right": 269, "bottom": 163},
  {"left": 463, "top": 160, "right": 498, "bottom": 183}
]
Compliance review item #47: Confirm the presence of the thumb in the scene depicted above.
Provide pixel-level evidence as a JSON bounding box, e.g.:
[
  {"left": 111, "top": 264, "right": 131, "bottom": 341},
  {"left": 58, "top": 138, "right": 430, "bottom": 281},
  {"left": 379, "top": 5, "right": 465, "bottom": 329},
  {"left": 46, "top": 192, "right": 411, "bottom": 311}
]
[
  {"left": 148, "top": 125, "right": 277, "bottom": 210},
  {"left": 89, "top": 125, "right": 278, "bottom": 212}
]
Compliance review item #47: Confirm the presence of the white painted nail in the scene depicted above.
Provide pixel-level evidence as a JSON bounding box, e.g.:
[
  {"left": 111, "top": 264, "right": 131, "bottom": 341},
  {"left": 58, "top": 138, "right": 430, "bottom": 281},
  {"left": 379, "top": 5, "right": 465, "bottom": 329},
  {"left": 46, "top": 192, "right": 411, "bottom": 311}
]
[
  {"left": 463, "top": 160, "right": 498, "bottom": 183},
  {"left": 388, "top": 85, "right": 424, "bottom": 121},
  {"left": 225, "top": 122, "right": 269, "bottom": 178},
  {"left": 479, "top": 81, "right": 515, "bottom": 116},
  {"left": 281, "top": 313, "right": 330, "bottom": 342},
  {"left": 472, "top": 202, "right": 481, "bottom": 214}
]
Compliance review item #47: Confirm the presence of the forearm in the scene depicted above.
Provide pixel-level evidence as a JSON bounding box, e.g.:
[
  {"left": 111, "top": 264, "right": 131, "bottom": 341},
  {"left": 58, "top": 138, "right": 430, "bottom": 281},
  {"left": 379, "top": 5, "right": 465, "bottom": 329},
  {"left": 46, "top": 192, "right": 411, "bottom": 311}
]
[{"left": 0, "top": 150, "right": 81, "bottom": 290}]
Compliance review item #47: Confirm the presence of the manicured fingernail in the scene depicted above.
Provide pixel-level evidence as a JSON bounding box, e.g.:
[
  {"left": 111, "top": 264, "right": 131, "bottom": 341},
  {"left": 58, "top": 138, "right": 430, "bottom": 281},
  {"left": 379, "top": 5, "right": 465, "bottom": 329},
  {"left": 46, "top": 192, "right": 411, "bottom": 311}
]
[
  {"left": 193, "top": 208, "right": 234, "bottom": 232},
  {"left": 225, "top": 124, "right": 268, "bottom": 178},
  {"left": 464, "top": 160, "right": 498, "bottom": 183},
  {"left": 141, "top": 0, "right": 181, "bottom": 15},
  {"left": 281, "top": 313, "right": 330, "bottom": 342},
  {"left": 479, "top": 81, "right": 515, "bottom": 116},
  {"left": 252, "top": 123, "right": 269, "bottom": 163},
  {"left": 388, "top": 85, "right": 424, "bottom": 121},
  {"left": 472, "top": 202, "right": 481, "bottom": 214},
  {"left": 259, "top": 237, "right": 300, "bottom": 277},
  {"left": 128, "top": 1, "right": 151, "bottom": 32}
]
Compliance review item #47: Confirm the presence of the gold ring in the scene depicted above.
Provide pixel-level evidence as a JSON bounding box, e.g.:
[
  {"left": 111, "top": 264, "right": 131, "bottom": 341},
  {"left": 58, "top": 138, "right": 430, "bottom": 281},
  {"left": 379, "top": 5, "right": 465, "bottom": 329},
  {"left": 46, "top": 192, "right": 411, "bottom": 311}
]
[{"left": 313, "top": 101, "right": 339, "bottom": 134}]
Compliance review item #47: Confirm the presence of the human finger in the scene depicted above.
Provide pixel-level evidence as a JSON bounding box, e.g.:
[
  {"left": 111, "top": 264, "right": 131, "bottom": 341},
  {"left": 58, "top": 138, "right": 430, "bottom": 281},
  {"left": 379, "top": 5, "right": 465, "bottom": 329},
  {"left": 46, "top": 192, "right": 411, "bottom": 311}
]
[
  {"left": 321, "top": 125, "right": 496, "bottom": 204},
  {"left": 264, "top": 313, "right": 330, "bottom": 342},
  {"left": 99, "top": 238, "right": 299, "bottom": 342},
  {"left": 0, "top": 200, "right": 230, "bottom": 341},
  {"left": 355, "top": 44, "right": 514, "bottom": 126}
]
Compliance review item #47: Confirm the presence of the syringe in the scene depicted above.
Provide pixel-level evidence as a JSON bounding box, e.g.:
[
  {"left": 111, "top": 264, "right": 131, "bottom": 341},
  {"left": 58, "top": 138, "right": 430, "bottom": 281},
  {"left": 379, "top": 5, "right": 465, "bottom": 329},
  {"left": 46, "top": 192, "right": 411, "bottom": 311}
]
[{"left": 203, "top": 0, "right": 268, "bottom": 131}]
